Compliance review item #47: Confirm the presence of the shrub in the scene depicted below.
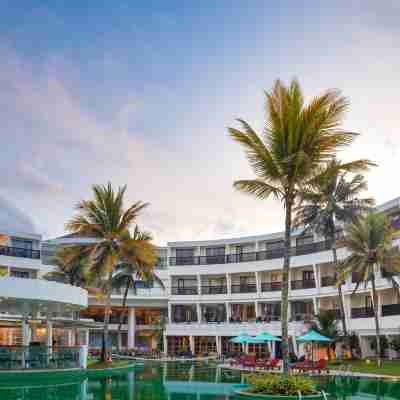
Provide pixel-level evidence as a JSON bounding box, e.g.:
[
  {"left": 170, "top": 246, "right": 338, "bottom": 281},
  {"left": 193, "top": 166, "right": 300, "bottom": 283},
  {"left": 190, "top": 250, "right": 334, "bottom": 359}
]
[{"left": 245, "top": 374, "right": 318, "bottom": 396}]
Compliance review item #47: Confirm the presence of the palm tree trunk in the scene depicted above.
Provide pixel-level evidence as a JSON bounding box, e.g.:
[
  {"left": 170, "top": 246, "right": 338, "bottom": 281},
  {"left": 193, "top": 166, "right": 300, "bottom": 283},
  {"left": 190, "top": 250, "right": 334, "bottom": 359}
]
[
  {"left": 117, "top": 279, "right": 131, "bottom": 353},
  {"left": 371, "top": 275, "right": 382, "bottom": 367},
  {"left": 281, "top": 194, "right": 293, "bottom": 376},
  {"left": 102, "top": 272, "right": 113, "bottom": 362}
]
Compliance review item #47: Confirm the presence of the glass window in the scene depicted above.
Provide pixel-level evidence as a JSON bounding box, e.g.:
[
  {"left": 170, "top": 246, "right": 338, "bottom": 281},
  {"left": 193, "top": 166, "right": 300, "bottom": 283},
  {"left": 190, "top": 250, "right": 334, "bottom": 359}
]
[
  {"left": 265, "top": 240, "right": 284, "bottom": 250},
  {"left": 175, "top": 248, "right": 195, "bottom": 258},
  {"left": 296, "top": 236, "right": 313, "bottom": 247},
  {"left": 205, "top": 247, "right": 225, "bottom": 256},
  {"left": 11, "top": 239, "right": 33, "bottom": 249},
  {"left": 10, "top": 269, "right": 31, "bottom": 279}
]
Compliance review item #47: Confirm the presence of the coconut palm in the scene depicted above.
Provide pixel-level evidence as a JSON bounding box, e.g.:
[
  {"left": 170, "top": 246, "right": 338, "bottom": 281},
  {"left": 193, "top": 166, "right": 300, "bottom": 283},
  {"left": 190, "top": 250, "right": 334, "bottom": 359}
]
[
  {"left": 338, "top": 212, "right": 400, "bottom": 367},
  {"left": 65, "top": 183, "right": 157, "bottom": 361},
  {"left": 44, "top": 245, "right": 89, "bottom": 287},
  {"left": 111, "top": 227, "right": 163, "bottom": 351},
  {"left": 229, "top": 79, "right": 370, "bottom": 374},
  {"left": 294, "top": 159, "right": 374, "bottom": 337}
]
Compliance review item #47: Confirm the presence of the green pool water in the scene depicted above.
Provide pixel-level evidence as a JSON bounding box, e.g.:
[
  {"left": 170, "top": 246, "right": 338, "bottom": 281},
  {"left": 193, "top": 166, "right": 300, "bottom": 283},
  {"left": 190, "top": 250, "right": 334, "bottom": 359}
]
[{"left": 0, "top": 361, "right": 399, "bottom": 400}]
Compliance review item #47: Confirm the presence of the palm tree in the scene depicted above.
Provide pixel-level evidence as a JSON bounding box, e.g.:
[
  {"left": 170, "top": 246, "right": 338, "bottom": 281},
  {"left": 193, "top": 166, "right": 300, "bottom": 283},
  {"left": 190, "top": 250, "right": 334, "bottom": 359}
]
[
  {"left": 44, "top": 245, "right": 89, "bottom": 287},
  {"left": 338, "top": 212, "right": 400, "bottom": 367},
  {"left": 111, "top": 227, "right": 163, "bottom": 351},
  {"left": 65, "top": 183, "right": 157, "bottom": 361},
  {"left": 314, "top": 310, "right": 339, "bottom": 360},
  {"left": 294, "top": 159, "right": 374, "bottom": 337},
  {"left": 229, "top": 79, "right": 369, "bottom": 374}
]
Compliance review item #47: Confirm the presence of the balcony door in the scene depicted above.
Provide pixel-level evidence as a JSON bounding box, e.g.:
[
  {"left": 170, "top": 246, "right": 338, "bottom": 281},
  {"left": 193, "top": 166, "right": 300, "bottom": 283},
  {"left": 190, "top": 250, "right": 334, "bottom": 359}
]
[{"left": 302, "top": 270, "right": 314, "bottom": 281}]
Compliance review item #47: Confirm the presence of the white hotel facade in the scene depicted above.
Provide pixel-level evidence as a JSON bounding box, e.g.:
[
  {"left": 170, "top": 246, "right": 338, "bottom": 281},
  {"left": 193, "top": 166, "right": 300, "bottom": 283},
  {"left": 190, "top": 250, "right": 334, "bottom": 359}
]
[{"left": 1, "top": 196, "right": 400, "bottom": 358}]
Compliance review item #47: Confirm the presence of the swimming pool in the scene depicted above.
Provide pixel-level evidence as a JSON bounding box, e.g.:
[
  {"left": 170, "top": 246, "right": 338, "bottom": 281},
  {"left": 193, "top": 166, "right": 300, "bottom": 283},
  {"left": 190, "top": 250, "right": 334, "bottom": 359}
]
[{"left": 0, "top": 361, "right": 399, "bottom": 400}]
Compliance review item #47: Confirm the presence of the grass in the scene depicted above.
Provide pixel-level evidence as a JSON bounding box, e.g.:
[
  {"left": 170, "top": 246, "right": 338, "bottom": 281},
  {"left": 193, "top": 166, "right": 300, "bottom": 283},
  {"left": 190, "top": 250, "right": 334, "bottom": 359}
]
[
  {"left": 328, "top": 359, "right": 400, "bottom": 377},
  {"left": 87, "top": 359, "right": 132, "bottom": 370}
]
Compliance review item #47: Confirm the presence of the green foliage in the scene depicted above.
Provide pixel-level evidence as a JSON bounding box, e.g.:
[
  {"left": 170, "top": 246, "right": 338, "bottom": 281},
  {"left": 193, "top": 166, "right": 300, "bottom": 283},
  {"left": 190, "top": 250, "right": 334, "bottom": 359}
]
[
  {"left": 390, "top": 336, "right": 400, "bottom": 353},
  {"left": 370, "top": 336, "right": 389, "bottom": 356},
  {"left": 245, "top": 374, "right": 318, "bottom": 396}
]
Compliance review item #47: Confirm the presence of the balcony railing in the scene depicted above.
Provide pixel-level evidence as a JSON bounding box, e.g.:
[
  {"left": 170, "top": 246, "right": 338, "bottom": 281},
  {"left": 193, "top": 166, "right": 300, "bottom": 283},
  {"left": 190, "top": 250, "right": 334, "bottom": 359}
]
[
  {"left": 351, "top": 307, "right": 374, "bottom": 318},
  {"left": 320, "top": 309, "right": 341, "bottom": 319},
  {"left": 201, "top": 285, "right": 227, "bottom": 295},
  {"left": 290, "top": 313, "right": 314, "bottom": 322},
  {"left": 321, "top": 276, "right": 336, "bottom": 287},
  {"left": 352, "top": 272, "right": 363, "bottom": 283},
  {"left": 231, "top": 283, "right": 257, "bottom": 293},
  {"left": 382, "top": 303, "right": 400, "bottom": 316},
  {"left": 291, "top": 279, "right": 316, "bottom": 290},
  {"left": 381, "top": 268, "right": 398, "bottom": 278},
  {"left": 261, "top": 282, "right": 282, "bottom": 292},
  {"left": 171, "top": 286, "right": 198, "bottom": 295},
  {"left": 0, "top": 245, "right": 40, "bottom": 260},
  {"left": 169, "top": 240, "right": 332, "bottom": 266}
]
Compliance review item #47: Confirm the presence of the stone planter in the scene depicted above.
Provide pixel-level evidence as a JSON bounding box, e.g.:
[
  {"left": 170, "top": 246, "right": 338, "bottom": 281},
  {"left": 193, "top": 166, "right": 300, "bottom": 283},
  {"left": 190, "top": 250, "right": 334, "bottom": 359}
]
[{"left": 234, "top": 389, "right": 328, "bottom": 400}]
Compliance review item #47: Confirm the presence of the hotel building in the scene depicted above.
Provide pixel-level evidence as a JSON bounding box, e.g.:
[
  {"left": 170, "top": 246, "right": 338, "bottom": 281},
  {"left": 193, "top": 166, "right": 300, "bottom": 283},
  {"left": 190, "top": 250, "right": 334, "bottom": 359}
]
[{"left": 1, "top": 196, "right": 400, "bottom": 359}]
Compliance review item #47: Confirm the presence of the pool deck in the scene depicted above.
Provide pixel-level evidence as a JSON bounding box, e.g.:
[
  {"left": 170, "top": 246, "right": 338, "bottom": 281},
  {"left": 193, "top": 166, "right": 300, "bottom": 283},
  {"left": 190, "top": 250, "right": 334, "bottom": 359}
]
[
  {"left": 219, "top": 363, "right": 400, "bottom": 380},
  {"left": 113, "top": 354, "right": 218, "bottom": 362}
]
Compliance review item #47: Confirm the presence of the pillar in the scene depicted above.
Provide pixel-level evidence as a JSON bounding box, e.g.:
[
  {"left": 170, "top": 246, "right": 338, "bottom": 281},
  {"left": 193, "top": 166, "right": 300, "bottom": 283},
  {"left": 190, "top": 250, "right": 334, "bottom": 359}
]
[
  {"left": 226, "top": 302, "right": 231, "bottom": 322},
  {"left": 377, "top": 291, "right": 382, "bottom": 317},
  {"left": 255, "top": 301, "right": 260, "bottom": 319},
  {"left": 163, "top": 333, "right": 168, "bottom": 356},
  {"left": 196, "top": 303, "right": 201, "bottom": 323},
  {"left": 128, "top": 308, "right": 136, "bottom": 349},
  {"left": 272, "top": 341, "right": 277, "bottom": 358},
  {"left": 22, "top": 320, "right": 31, "bottom": 346},
  {"left": 168, "top": 302, "right": 172, "bottom": 323},
  {"left": 226, "top": 273, "right": 231, "bottom": 295},
  {"left": 189, "top": 335, "right": 195, "bottom": 354},
  {"left": 197, "top": 274, "right": 201, "bottom": 295},
  {"left": 292, "top": 335, "right": 298, "bottom": 356},
  {"left": 216, "top": 335, "right": 222, "bottom": 356},
  {"left": 85, "top": 330, "right": 90, "bottom": 347},
  {"left": 46, "top": 321, "right": 53, "bottom": 349},
  {"left": 313, "top": 264, "right": 319, "bottom": 291},
  {"left": 312, "top": 297, "right": 318, "bottom": 316},
  {"left": 255, "top": 271, "right": 260, "bottom": 295}
]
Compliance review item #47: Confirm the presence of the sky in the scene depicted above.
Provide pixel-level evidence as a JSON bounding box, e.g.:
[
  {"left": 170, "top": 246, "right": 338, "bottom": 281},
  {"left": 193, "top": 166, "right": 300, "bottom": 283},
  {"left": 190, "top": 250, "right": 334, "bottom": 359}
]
[{"left": 1, "top": 1, "right": 400, "bottom": 245}]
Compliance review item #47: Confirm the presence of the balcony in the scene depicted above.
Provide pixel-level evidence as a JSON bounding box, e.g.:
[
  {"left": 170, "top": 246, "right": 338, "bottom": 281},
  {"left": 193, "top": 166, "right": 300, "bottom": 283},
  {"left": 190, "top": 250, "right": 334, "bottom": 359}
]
[
  {"left": 169, "top": 240, "right": 332, "bottom": 266},
  {"left": 231, "top": 283, "right": 257, "bottom": 294},
  {"left": 261, "top": 282, "right": 281, "bottom": 292},
  {"left": 320, "top": 309, "right": 341, "bottom": 319},
  {"left": 0, "top": 245, "right": 40, "bottom": 260},
  {"left": 171, "top": 286, "right": 198, "bottom": 295},
  {"left": 291, "top": 279, "right": 316, "bottom": 290},
  {"left": 321, "top": 276, "right": 336, "bottom": 287},
  {"left": 382, "top": 303, "right": 400, "bottom": 316},
  {"left": 201, "top": 285, "right": 227, "bottom": 295},
  {"left": 381, "top": 268, "right": 398, "bottom": 278},
  {"left": 351, "top": 307, "right": 374, "bottom": 318}
]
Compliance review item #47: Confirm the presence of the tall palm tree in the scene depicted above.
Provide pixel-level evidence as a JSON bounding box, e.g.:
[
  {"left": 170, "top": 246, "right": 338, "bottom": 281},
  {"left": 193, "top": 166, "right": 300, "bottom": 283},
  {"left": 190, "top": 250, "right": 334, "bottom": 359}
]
[
  {"left": 65, "top": 183, "right": 157, "bottom": 361},
  {"left": 44, "top": 245, "right": 89, "bottom": 287},
  {"left": 229, "top": 79, "right": 370, "bottom": 374},
  {"left": 338, "top": 212, "right": 400, "bottom": 367},
  {"left": 294, "top": 159, "right": 374, "bottom": 337},
  {"left": 111, "top": 227, "right": 163, "bottom": 351}
]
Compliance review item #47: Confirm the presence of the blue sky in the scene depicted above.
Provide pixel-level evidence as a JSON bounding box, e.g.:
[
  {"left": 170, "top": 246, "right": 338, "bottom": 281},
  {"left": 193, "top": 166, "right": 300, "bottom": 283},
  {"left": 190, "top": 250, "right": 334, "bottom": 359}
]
[{"left": 1, "top": 1, "right": 400, "bottom": 244}]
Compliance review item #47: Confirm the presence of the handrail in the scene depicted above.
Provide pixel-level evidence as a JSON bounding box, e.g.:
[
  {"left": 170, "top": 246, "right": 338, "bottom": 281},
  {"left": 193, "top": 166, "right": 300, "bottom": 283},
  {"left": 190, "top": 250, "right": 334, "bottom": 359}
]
[{"left": 169, "top": 239, "right": 332, "bottom": 266}]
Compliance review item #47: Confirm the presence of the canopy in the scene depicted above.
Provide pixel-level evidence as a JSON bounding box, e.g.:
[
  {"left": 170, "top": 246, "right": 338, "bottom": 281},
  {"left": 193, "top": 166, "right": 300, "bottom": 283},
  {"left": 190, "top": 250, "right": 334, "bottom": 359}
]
[
  {"left": 297, "top": 329, "right": 332, "bottom": 343},
  {"left": 254, "top": 331, "right": 281, "bottom": 342},
  {"left": 230, "top": 332, "right": 250, "bottom": 344}
]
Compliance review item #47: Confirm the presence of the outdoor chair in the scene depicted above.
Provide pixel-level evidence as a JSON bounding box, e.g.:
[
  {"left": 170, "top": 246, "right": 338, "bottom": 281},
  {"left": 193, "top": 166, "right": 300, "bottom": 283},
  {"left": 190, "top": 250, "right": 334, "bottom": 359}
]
[{"left": 266, "top": 358, "right": 280, "bottom": 371}]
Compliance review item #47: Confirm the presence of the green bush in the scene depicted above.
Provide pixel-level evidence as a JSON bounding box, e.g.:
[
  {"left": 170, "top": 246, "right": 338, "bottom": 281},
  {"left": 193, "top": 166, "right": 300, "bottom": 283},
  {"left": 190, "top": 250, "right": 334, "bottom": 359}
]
[{"left": 245, "top": 374, "right": 318, "bottom": 396}]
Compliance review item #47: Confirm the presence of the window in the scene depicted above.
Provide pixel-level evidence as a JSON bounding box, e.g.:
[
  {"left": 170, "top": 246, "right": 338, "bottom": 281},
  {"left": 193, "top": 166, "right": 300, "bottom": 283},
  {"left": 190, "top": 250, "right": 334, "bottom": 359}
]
[
  {"left": 302, "top": 270, "right": 314, "bottom": 281},
  {"left": 175, "top": 248, "right": 195, "bottom": 258},
  {"left": 365, "top": 296, "right": 373, "bottom": 309},
  {"left": 265, "top": 240, "right": 284, "bottom": 250},
  {"left": 296, "top": 236, "right": 313, "bottom": 247},
  {"left": 205, "top": 247, "right": 225, "bottom": 256},
  {"left": 11, "top": 239, "right": 33, "bottom": 250},
  {"left": 10, "top": 269, "right": 30, "bottom": 279}
]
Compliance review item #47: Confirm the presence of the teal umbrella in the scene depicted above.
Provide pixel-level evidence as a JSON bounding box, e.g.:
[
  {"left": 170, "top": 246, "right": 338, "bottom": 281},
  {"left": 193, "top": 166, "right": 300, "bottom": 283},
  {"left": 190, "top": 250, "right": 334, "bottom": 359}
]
[
  {"left": 230, "top": 332, "right": 264, "bottom": 353},
  {"left": 254, "top": 331, "right": 282, "bottom": 342},
  {"left": 297, "top": 330, "right": 332, "bottom": 363}
]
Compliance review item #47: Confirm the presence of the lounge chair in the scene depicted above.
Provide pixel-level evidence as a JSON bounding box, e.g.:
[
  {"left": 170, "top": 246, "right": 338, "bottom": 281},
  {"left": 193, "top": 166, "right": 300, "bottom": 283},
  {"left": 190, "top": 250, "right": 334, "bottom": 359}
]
[
  {"left": 266, "top": 358, "right": 280, "bottom": 371},
  {"left": 304, "top": 359, "right": 328, "bottom": 374}
]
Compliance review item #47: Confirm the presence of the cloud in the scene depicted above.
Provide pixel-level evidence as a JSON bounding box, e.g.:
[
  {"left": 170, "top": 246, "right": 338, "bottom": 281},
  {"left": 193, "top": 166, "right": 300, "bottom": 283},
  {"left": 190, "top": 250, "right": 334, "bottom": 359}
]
[{"left": 0, "top": 195, "right": 37, "bottom": 234}]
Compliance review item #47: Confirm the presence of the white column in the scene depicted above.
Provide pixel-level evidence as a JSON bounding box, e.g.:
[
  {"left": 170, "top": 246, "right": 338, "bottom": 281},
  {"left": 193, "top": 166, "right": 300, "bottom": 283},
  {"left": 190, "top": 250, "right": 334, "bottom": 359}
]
[
  {"left": 46, "top": 321, "right": 53, "bottom": 348},
  {"left": 189, "top": 335, "right": 195, "bottom": 354},
  {"left": 85, "top": 330, "right": 90, "bottom": 347},
  {"left": 197, "top": 274, "right": 201, "bottom": 295},
  {"left": 196, "top": 303, "right": 201, "bottom": 323},
  {"left": 292, "top": 335, "right": 298, "bottom": 356},
  {"left": 168, "top": 302, "right": 172, "bottom": 323},
  {"left": 343, "top": 295, "right": 352, "bottom": 330},
  {"left": 128, "top": 308, "right": 136, "bottom": 349},
  {"left": 67, "top": 330, "right": 75, "bottom": 346},
  {"left": 226, "top": 273, "right": 231, "bottom": 295},
  {"left": 255, "top": 271, "right": 260, "bottom": 295},
  {"left": 226, "top": 302, "right": 231, "bottom": 322},
  {"left": 163, "top": 333, "right": 168, "bottom": 356},
  {"left": 272, "top": 341, "right": 277, "bottom": 358},
  {"left": 255, "top": 301, "right": 260, "bottom": 319},
  {"left": 22, "top": 320, "right": 31, "bottom": 346},
  {"left": 312, "top": 297, "right": 318, "bottom": 316},
  {"left": 377, "top": 290, "right": 382, "bottom": 317},
  {"left": 216, "top": 335, "right": 221, "bottom": 356}
]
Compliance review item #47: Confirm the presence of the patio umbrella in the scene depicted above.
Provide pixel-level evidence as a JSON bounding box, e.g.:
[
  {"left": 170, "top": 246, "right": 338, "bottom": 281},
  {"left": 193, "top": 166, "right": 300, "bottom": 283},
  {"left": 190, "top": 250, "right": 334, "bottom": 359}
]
[
  {"left": 296, "top": 329, "right": 332, "bottom": 363},
  {"left": 230, "top": 332, "right": 264, "bottom": 353},
  {"left": 254, "top": 331, "right": 281, "bottom": 342}
]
